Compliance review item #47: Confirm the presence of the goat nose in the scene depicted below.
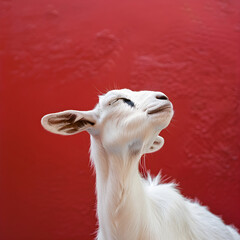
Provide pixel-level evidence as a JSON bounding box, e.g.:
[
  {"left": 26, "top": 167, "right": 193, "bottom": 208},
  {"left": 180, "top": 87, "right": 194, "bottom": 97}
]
[{"left": 156, "top": 94, "right": 168, "bottom": 100}]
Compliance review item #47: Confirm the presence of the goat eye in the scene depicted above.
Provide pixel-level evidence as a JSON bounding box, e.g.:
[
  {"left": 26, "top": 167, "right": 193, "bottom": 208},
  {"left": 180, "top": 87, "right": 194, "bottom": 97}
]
[{"left": 121, "top": 98, "right": 135, "bottom": 107}]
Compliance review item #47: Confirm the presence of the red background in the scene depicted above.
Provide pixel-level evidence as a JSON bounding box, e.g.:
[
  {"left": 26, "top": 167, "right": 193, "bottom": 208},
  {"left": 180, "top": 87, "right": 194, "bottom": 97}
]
[{"left": 0, "top": 0, "right": 240, "bottom": 239}]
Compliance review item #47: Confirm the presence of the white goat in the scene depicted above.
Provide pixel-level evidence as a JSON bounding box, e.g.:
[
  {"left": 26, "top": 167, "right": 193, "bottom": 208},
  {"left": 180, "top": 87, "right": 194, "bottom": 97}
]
[{"left": 41, "top": 89, "right": 239, "bottom": 240}]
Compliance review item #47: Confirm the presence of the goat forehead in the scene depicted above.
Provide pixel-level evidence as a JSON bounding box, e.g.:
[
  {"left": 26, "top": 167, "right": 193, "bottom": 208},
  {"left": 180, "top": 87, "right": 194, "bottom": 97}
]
[
  {"left": 101, "top": 89, "right": 132, "bottom": 98},
  {"left": 100, "top": 89, "right": 159, "bottom": 100}
]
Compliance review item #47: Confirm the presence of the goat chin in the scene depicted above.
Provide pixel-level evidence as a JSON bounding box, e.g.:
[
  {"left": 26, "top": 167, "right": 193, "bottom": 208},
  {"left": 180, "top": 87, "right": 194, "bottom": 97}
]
[{"left": 41, "top": 89, "right": 240, "bottom": 240}]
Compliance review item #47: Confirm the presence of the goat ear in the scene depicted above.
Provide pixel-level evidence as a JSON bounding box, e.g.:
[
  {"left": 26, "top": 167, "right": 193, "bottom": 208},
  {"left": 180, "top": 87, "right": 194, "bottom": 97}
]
[
  {"left": 41, "top": 110, "right": 96, "bottom": 135},
  {"left": 145, "top": 136, "right": 164, "bottom": 154}
]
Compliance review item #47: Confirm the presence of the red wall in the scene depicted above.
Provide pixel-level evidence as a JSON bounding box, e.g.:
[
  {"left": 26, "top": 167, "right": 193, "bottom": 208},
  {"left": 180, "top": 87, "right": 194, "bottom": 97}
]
[{"left": 0, "top": 0, "right": 240, "bottom": 239}]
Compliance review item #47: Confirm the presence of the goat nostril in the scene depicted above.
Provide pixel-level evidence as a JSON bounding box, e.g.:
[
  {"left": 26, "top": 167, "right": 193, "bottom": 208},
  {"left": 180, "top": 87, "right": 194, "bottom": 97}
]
[{"left": 156, "top": 95, "right": 168, "bottom": 100}]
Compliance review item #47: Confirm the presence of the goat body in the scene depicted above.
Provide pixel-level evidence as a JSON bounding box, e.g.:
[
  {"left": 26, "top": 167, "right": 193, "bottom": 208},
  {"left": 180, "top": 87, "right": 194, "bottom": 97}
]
[
  {"left": 91, "top": 136, "right": 239, "bottom": 240},
  {"left": 42, "top": 89, "right": 240, "bottom": 240}
]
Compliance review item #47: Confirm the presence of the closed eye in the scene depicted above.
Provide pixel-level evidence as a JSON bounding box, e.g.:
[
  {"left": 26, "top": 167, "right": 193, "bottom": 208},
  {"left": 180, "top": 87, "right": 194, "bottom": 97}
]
[
  {"left": 110, "top": 97, "right": 135, "bottom": 107},
  {"left": 120, "top": 98, "right": 135, "bottom": 107}
]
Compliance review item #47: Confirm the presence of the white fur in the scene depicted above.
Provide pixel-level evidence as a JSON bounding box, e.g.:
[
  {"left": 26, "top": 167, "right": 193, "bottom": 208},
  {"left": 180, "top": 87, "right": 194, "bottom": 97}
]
[{"left": 41, "top": 89, "right": 240, "bottom": 240}]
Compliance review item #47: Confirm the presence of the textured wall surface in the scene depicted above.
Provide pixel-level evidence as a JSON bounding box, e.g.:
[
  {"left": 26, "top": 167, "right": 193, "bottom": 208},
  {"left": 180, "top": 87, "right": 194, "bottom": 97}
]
[{"left": 0, "top": 0, "right": 240, "bottom": 239}]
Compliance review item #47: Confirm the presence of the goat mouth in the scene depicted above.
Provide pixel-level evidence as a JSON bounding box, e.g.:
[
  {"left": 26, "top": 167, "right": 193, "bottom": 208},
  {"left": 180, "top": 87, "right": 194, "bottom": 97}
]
[{"left": 147, "top": 104, "right": 172, "bottom": 115}]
